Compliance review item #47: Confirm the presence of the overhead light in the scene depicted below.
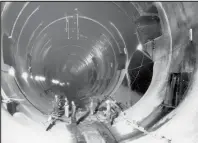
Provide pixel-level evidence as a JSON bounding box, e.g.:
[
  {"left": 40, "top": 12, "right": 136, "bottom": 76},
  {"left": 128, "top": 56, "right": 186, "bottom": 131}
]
[
  {"left": 21, "top": 72, "right": 28, "bottom": 80},
  {"left": 189, "top": 28, "right": 193, "bottom": 41},
  {"left": 35, "top": 75, "right": 46, "bottom": 81},
  {"left": 137, "top": 43, "right": 152, "bottom": 60},
  {"left": 52, "top": 79, "right": 60, "bottom": 84},
  {"left": 137, "top": 43, "right": 143, "bottom": 51},
  {"left": 8, "top": 67, "right": 15, "bottom": 76},
  {"left": 60, "top": 82, "right": 65, "bottom": 86},
  {"left": 35, "top": 76, "right": 39, "bottom": 81},
  {"left": 66, "top": 82, "right": 70, "bottom": 86},
  {"left": 39, "top": 76, "right": 46, "bottom": 81}
]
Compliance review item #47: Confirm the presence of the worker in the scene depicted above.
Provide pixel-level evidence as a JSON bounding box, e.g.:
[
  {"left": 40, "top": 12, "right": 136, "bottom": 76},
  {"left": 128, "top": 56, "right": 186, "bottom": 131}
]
[
  {"left": 89, "top": 98, "right": 95, "bottom": 115},
  {"left": 64, "top": 97, "right": 70, "bottom": 118},
  {"left": 105, "top": 100, "right": 112, "bottom": 117},
  {"left": 52, "top": 94, "right": 65, "bottom": 118},
  {"left": 109, "top": 107, "right": 119, "bottom": 125},
  {"left": 89, "top": 97, "right": 101, "bottom": 115},
  {"left": 45, "top": 95, "right": 65, "bottom": 131},
  {"left": 54, "top": 94, "right": 60, "bottom": 103},
  {"left": 104, "top": 99, "right": 119, "bottom": 125},
  {"left": 71, "top": 101, "right": 77, "bottom": 124}
]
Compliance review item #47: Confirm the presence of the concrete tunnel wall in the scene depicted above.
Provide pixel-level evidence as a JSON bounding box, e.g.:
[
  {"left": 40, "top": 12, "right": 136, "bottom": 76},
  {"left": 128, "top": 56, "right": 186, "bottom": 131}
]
[
  {"left": 1, "top": 2, "right": 198, "bottom": 143},
  {"left": 1, "top": 2, "right": 136, "bottom": 114},
  {"left": 116, "top": 2, "right": 198, "bottom": 143}
]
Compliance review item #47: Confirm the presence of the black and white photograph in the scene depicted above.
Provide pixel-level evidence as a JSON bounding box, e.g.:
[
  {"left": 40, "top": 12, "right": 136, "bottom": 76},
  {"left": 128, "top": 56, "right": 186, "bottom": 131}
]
[{"left": 1, "top": 1, "right": 198, "bottom": 143}]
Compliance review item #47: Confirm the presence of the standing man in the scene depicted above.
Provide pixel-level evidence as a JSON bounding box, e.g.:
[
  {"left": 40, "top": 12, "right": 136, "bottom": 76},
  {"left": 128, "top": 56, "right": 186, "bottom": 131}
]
[
  {"left": 64, "top": 97, "right": 70, "bottom": 118},
  {"left": 54, "top": 94, "right": 60, "bottom": 103},
  {"left": 105, "top": 100, "right": 111, "bottom": 118},
  {"left": 71, "top": 101, "right": 77, "bottom": 125},
  {"left": 89, "top": 97, "right": 100, "bottom": 115},
  {"left": 104, "top": 99, "right": 119, "bottom": 125}
]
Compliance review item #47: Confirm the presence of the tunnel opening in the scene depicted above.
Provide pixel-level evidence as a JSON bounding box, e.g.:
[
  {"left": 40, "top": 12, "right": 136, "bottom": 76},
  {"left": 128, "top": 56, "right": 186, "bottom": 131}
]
[{"left": 1, "top": 2, "right": 138, "bottom": 114}]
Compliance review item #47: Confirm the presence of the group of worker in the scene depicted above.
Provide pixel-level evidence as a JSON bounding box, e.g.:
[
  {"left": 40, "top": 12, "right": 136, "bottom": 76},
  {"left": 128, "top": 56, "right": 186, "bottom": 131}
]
[
  {"left": 45, "top": 94, "right": 120, "bottom": 131},
  {"left": 45, "top": 94, "right": 78, "bottom": 131}
]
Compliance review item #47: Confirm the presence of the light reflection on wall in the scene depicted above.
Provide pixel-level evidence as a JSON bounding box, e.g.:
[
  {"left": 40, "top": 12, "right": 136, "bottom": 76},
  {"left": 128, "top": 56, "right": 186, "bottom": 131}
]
[
  {"left": 8, "top": 67, "right": 15, "bottom": 77},
  {"left": 8, "top": 68, "right": 67, "bottom": 87},
  {"left": 35, "top": 76, "right": 46, "bottom": 82},
  {"left": 22, "top": 72, "right": 28, "bottom": 81},
  {"left": 137, "top": 43, "right": 143, "bottom": 51},
  {"left": 75, "top": 34, "right": 110, "bottom": 74}
]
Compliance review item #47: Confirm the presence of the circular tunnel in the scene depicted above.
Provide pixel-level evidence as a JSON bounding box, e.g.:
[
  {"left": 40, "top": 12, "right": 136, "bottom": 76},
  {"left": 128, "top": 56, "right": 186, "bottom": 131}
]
[
  {"left": 1, "top": 2, "right": 141, "bottom": 114},
  {"left": 1, "top": 2, "right": 198, "bottom": 143}
]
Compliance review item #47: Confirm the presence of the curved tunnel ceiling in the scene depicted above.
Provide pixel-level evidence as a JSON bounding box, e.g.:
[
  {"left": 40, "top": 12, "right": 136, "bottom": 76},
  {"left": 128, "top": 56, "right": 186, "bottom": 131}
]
[
  {"left": 1, "top": 2, "right": 198, "bottom": 143},
  {"left": 1, "top": 2, "right": 140, "bottom": 113}
]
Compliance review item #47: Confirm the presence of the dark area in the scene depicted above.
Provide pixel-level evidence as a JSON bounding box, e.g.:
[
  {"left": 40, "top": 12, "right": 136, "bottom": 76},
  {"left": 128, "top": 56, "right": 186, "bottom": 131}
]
[
  {"left": 169, "top": 73, "right": 190, "bottom": 107},
  {"left": 130, "top": 62, "right": 153, "bottom": 94},
  {"left": 2, "top": 34, "right": 14, "bottom": 67},
  {"left": 127, "top": 51, "right": 154, "bottom": 94},
  {"left": 6, "top": 102, "right": 18, "bottom": 115}
]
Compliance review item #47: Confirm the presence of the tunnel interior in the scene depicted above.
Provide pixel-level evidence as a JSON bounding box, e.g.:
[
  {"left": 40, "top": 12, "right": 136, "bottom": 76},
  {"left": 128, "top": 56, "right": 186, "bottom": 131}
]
[
  {"left": 1, "top": 2, "right": 197, "bottom": 143},
  {"left": 1, "top": 2, "right": 143, "bottom": 114},
  {"left": 1, "top": 1, "right": 194, "bottom": 119}
]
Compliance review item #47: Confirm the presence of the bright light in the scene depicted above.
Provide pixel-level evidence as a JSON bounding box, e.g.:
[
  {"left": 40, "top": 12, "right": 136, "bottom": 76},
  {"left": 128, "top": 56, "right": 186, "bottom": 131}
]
[
  {"left": 35, "top": 76, "right": 39, "bottom": 81},
  {"left": 30, "top": 75, "right": 33, "bottom": 79},
  {"left": 94, "top": 46, "right": 102, "bottom": 57},
  {"left": 39, "top": 76, "right": 46, "bottom": 81},
  {"left": 21, "top": 72, "right": 28, "bottom": 80},
  {"left": 124, "top": 48, "right": 127, "bottom": 54},
  {"left": 60, "top": 82, "right": 65, "bottom": 86},
  {"left": 35, "top": 75, "right": 46, "bottom": 81},
  {"left": 8, "top": 67, "right": 15, "bottom": 76},
  {"left": 137, "top": 43, "right": 143, "bottom": 51},
  {"left": 52, "top": 79, "right": 60, "bottom": 84},
  {"left": 66, "top": 82, "right": 70, "bottom": 86},
  {"left": 189, "top": 28, "right": 193, "bottom": 41},
  {"left": 86, "top": 54, "right": 93, "bottom": 64}
]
